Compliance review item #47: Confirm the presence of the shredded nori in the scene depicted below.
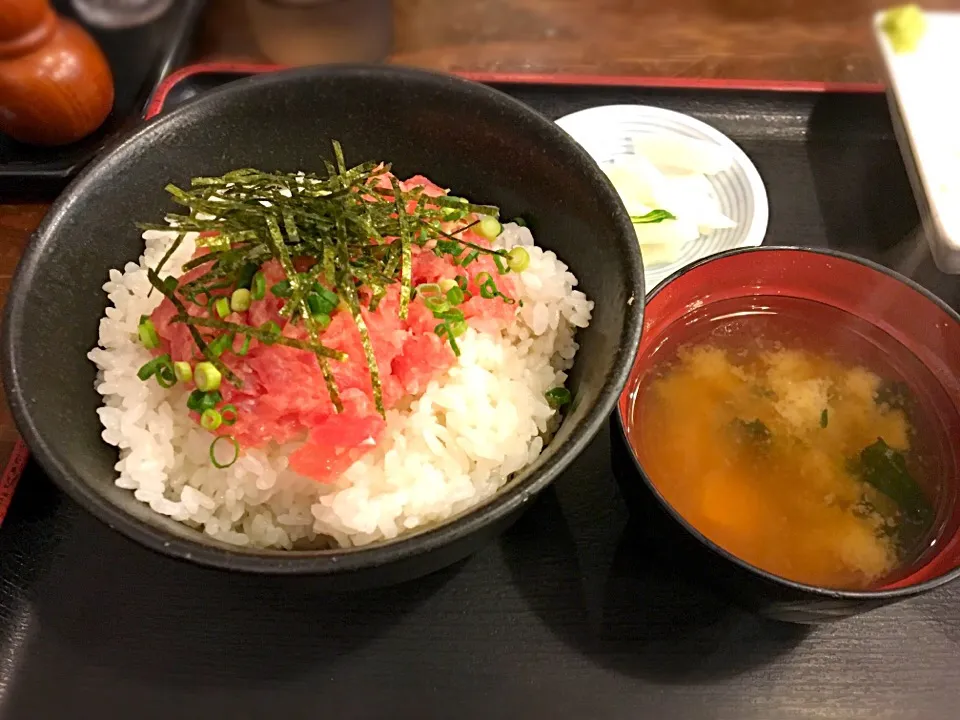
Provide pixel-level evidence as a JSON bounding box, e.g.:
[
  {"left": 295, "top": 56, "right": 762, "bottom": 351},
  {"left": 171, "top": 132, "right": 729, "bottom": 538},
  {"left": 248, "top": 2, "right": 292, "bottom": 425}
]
[{"left": 140, "top": 142, "right": 507, "bottom": 417}]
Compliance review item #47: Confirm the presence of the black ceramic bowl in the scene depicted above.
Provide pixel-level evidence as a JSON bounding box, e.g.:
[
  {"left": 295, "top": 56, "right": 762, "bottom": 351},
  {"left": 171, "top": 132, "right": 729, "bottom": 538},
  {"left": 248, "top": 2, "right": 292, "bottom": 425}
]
[
  {"left": 1, "top": 65, "right": 643, "bottom": 585},
  {"left": 613, "top": 247, "right": 960, "bottom": 623}
]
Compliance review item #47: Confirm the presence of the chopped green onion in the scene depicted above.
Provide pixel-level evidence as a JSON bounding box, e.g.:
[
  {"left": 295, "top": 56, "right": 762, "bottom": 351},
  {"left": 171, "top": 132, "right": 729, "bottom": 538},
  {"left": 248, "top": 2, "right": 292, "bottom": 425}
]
[
  {"left": 200, "top": 408, "right": 222, "bottom": 431},
  {"left": 259, "top": 321, "right": 281, "bottom": 344},
  {"left": 507, "top": 246, "right": 530, "bottom": 273},
  {"left": 231, "top": 288, "right": 252, "bottom": 312},
  {"left": 173, "top": 361, "right": 193, "bottom": 383},
  {"left": 439, "top": 278, "right": 457, "bottom": 293},
  {"left": 136, "top": 357, "right": 159, "bottom": 381},
  {"left": 424, "top": 296, "right": 451, "bottom": 315},
  {"left": 631, "top": 209, "right": 676, "bottom": 224},
  {"left": 436, "top": 239, "right": 465, "bottom": 258},
  {"left": 440, "top": 196, "right": 469, "bottom": 221},
  {"left": 251, "top": 271, "right": 266, "bottom": 300},
  {"left": 213, "top": 297, "right": 231, "bottom": 319},
  {"left": 545, "top": 387, "right": 572, "bottom": 409},
  {"left": 493, "top": 254, "right": 508, "bottom": 274},
  {"left": 434, "top": 323, "right": 462, "bottom": 356},
  {"left": 449, "top": 319, "right": 467, "bottom": 337},
  {"left": 479, "top": 278, "right": 498, "bottom": 299},
  {"left": 455, "top": 275, "right": 468, "bottom": 292},
  {"left": 194, "top": 361, "right": 222, "bottom": 392},
  {"left": 475, "top": 271, "right": 491, "bottom": 286},
  {"left": 187, "top": 389, "right": 222, "bottom": 412},
  {"left": 234, "top": 335, "right": 252, "bottom": 356},
  {"left": 155, "top": 361, "right": 177, "bottom": 389},
  {"left": 138, "top": 317, "right": 161, "bottom": 349},
  {"left": 271, "top": 280, "right": 292, "bottom": 298},
  {"left": 446, "top": 286, "right": 465, "bottom": 305},
  {"left": 209, "top": 435, "right": 239, "bottom": 469},
  {"left": 416, "top": 282, "right": 442, "bottom": 298},
  {"left": 207, "top": 333, "right": 233, "bottom": 357},
  {"left": 136, "top": 354, "right": 175, "bottom": 388},
  {"left": 220, "top": 404, "right": 238, "bottom": 426},
  {"left": 478, "top": 216, "right": 502, "bottom": 239},
  {"left": 460, "top": 250, "right": 479, "bottom": 267},
  {"left": 314, "top": 313, "right": 332, "bottom": 330}
]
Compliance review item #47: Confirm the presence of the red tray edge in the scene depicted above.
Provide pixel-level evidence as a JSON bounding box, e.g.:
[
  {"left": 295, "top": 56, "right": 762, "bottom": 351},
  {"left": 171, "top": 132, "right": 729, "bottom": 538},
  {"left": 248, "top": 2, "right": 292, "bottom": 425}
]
[
  {"left": 146, "top": 62, "right": 887, "bottom": 120},
  {"left": 0, "top": 439, "right": 30, "bottom": 528}
]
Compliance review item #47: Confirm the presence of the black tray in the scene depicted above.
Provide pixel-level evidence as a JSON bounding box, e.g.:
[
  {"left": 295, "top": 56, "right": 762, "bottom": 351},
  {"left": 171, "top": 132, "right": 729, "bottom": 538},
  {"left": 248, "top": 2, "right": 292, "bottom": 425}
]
[
  {"left": 0, "top": 0, "right": 206, "bottom": 196},
  {"left": 2, "top": 68, "right": 958, "bottom": 720}
]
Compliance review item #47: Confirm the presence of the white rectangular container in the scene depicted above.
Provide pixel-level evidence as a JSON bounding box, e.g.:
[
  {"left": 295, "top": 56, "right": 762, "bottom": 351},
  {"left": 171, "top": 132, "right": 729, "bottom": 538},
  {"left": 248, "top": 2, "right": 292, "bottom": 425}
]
[{"left": 874, "top": 10, "right": 960, "bottom": 273}]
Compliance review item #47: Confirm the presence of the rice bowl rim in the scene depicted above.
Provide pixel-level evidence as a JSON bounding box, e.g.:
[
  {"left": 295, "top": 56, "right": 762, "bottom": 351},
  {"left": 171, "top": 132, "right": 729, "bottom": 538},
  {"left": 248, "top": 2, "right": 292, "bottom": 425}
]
[{"left": 1, "top": 64, "right": 645, "bottom": 574}]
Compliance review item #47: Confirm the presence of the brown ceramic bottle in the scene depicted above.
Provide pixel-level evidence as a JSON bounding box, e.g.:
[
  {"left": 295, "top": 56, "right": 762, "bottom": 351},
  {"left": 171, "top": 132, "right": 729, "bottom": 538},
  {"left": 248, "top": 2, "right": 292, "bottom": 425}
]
[{"left": 0, "top": 0, "right": 114, "bottom": 146}]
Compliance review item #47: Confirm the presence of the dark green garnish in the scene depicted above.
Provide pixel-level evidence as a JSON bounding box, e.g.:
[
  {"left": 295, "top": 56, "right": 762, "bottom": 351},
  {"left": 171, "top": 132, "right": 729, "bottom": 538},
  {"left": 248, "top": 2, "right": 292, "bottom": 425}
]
[
  {"left": 545, "top": 387, "right": 572, "bottom": 409},
  {"left": 820, "top": 409, "right": 829, "bottom": 428},
  {"left": 875, "top": 380, "right": 911, "bottom": 412},
  {"left": 270, "top": 280, "right": 292, "bottom": 298},
  {"left": 850, "top": 438, "right": 934, "bottom": 551},
  {"left": 631, "top": 209, "right": 676, "bottom": 224},
  {"left": 732, "top": 418, "right": 771, "bottom": 446},
  {"left": 250, "top": 271, "right": 266, "bottom": 300},
  {"left": 187, "top": 389, "right": 222, "bottom": 413}
]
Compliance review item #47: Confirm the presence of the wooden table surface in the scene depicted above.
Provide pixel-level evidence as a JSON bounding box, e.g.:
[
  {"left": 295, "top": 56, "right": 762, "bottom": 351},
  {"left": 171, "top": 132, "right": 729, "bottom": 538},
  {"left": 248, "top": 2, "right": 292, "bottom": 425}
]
[{"left": 1, "top": 0, "right": 959, "bottom": 462}]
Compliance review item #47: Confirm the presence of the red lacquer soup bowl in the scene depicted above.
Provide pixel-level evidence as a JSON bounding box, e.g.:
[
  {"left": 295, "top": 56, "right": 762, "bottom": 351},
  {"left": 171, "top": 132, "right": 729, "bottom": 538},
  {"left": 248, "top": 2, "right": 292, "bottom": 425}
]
[{"left": 612, "top": 246, "right": 960, "bottom": 623}]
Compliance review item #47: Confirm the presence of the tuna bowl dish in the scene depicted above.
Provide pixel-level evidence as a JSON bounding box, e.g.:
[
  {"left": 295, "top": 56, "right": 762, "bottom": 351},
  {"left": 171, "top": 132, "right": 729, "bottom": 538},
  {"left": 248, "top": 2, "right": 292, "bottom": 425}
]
[
  {"left": 2, "top": 65, "right": 642, "bottom": 579},
  {"left": 91, "top": 147, "right": 592, "bottom": 549}
]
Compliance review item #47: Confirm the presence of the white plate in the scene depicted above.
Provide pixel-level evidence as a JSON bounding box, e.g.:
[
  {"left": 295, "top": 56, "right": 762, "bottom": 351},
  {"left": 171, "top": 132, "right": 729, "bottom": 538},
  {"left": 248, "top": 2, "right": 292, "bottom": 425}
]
[
  {"left": 874, "top": 10, "right": 960, "bottom": 274},
  {"left": 555, "top": 105, "right": 769, "bottom": 291}
]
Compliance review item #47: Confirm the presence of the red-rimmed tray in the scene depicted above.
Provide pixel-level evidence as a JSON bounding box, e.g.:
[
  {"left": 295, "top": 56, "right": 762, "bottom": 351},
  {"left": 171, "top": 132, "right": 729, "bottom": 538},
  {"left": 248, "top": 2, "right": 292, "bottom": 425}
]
[
  {"left": 1, "top": 65, "right": 958, "bottom": 720},
  {"left": 0, "top": 0, "right": 206, "bottom": 196}
]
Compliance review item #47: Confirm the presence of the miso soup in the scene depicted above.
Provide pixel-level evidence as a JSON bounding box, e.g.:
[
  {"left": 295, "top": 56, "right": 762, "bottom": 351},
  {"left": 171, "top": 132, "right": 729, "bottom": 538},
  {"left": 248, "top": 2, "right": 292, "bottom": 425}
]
[{"left": 628, "top": 295, "right": 958, "bottom": 590}]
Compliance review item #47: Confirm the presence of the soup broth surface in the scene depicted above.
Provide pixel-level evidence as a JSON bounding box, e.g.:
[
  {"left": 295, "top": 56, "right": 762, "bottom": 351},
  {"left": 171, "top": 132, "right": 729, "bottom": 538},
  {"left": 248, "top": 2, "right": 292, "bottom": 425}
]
[{"left": 630, "top": 295, "right": 955, "bottom": 590}]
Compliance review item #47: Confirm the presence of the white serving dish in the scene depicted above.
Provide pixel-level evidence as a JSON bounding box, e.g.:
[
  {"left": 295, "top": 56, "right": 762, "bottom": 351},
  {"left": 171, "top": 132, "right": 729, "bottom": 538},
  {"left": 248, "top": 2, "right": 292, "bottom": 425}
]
[
  {"left": 555, "top": 104, "right": 769, "bottom": 292},
  {"left": 874, "top": 9, "right": 960, "bottom": 274}
]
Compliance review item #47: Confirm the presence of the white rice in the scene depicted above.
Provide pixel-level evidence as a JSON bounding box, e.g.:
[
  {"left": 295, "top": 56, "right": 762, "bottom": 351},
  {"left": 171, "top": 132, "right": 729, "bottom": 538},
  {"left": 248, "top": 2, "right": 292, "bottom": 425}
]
[{"left": 89, "top": 223, "right": 593, "bottom": 548}]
